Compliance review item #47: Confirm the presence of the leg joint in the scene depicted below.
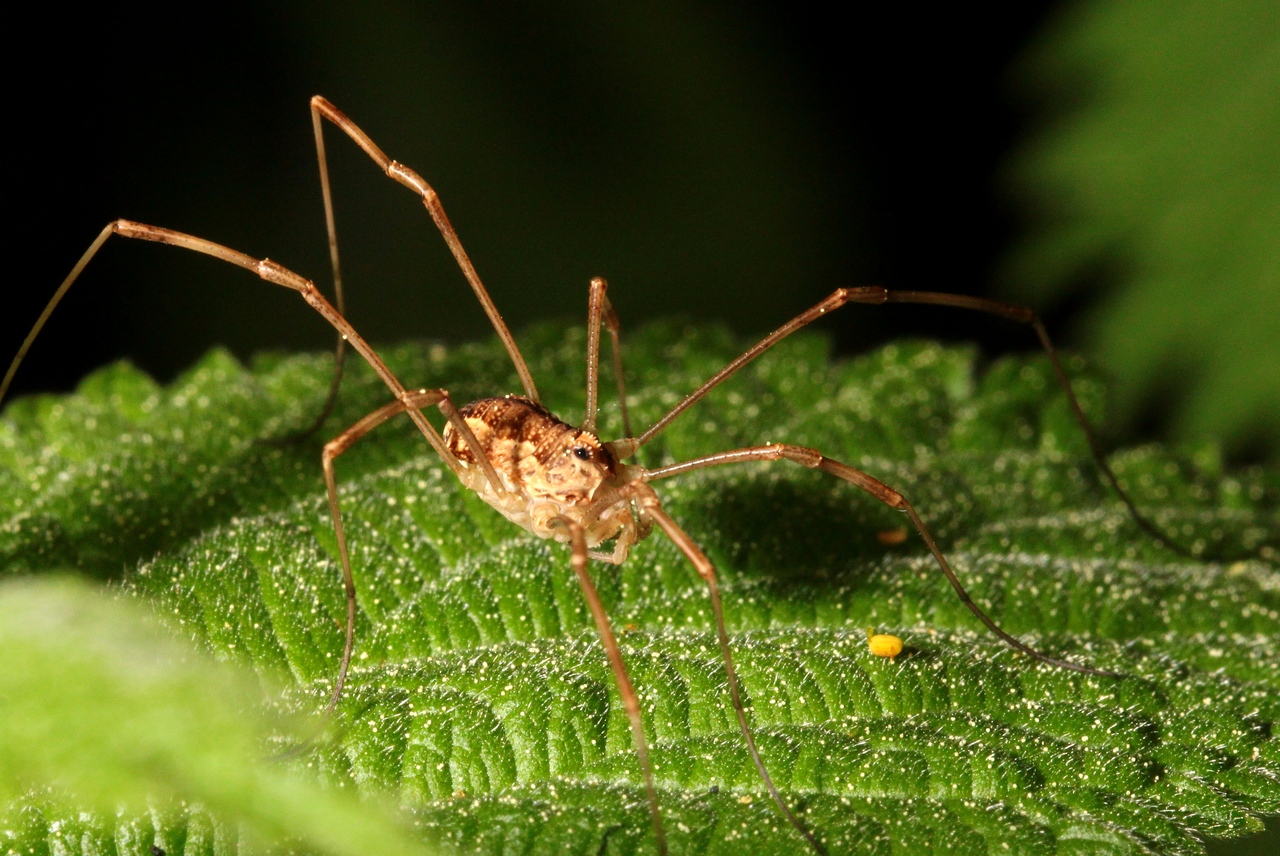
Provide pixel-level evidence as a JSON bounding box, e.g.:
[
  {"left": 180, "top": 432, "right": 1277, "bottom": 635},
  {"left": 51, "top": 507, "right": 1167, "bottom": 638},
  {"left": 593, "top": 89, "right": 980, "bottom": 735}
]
[
  {"left": 400, "top": 388, "right": 447, "bottom": 409},
  {"left": 256, "top": 259, "right": 312, "bottom": 292},
  {"left": 388, "top": 160, "right": 433, "bottom": 198},
  {"left": 322, "top": 435, "right": 350, "bottom": 461},
  {"left": 620, "top": 480, "right": 660, "bottom": 508},
  {"left": 883, "top": 489, "right": 908, "bottom": 511},
  {"left": 840, "top": 286, "right": 889, "bottom": 305},
  {"left": 775, "top": 444, "right": 823, "bottom": 467},
  {"left": 114, "top": 219, "right": 169, "bottom": 241}
]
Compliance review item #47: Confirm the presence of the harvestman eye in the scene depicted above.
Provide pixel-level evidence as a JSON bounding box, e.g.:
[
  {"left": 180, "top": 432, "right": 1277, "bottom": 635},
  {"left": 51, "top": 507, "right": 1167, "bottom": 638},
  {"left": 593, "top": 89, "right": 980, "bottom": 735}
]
[{"left": 0, "top": 95, "right": 1195, "bottom": 856}]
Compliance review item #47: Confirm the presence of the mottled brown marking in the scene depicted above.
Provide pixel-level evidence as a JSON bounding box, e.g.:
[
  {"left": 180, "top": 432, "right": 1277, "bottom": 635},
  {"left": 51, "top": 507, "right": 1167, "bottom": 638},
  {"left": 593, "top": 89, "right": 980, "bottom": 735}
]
[{"left": 445, "top": 396, "right": 618, "bottom": 497}]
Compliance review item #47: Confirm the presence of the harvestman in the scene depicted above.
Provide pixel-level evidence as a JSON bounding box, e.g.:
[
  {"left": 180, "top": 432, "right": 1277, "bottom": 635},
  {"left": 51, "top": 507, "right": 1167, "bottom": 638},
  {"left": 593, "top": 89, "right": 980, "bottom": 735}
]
[{"left": 1, "top": 96, "right": 1184, "bottom": 856}]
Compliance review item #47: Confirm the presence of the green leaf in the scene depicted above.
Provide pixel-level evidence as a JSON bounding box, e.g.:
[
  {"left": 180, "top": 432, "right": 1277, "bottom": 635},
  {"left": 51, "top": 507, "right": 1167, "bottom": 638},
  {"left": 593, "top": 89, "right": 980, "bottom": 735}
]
[
  {"left": 3, "top": 323, "right": 1278, "bottom": 854},
  {"left": 0, "top": 575, "right": 432, "bottom": 856},
  {"left": 1003, "top": 0, "right": 1280, "bottom": 457}
]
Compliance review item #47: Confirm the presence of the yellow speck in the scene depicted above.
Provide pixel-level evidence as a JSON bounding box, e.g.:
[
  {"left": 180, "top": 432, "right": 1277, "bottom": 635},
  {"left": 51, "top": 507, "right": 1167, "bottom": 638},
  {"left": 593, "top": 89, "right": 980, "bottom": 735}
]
[
  {"left": 738, "top": 794, "right": 753, "bottom": 805},
  {"left": 866, "top": 627, "right": 903, "bottom": 659}
]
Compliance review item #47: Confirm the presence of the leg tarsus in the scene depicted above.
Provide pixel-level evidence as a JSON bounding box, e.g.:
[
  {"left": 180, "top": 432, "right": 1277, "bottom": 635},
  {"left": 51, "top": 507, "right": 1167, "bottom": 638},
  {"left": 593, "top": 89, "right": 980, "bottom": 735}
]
[
  {"left": 1, "top": 222, "right": 118, "bottom": 407},
  {"left": 602, "top": 291, "right": 633, "bottom": 439},
  {"left": 584, "top": 277, "right": 632, "bottom": 436},
  {"left": 258, "top": 337, "right": 347, "bottom": 446},
  {"left": 622, "top": 481, "right": 829, "bottom": 855},
  {"left": 267, "top": 96, "right": 354, "bottom": 447},
  {"left": 320, "top": 387, "right": 503, "bottom": 715},
  {"left": 552, "top": 515, "right": 667, "bottom": 856},
  {"left": 876, "top": 290, "right": 1188, "bottom": 558}
]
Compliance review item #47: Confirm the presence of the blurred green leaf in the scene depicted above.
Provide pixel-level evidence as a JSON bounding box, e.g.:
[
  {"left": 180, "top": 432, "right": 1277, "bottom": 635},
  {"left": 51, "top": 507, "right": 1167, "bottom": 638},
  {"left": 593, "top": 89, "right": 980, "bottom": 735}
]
[
  {"left": 0, "top": 576, "right": 432, "bottom": 856},
  {"left": 1004, "top": 0, "right": 1280, "bottom": 458},
  {"left": 2, "top": 324, "right": 1278, "bottom": 853}
]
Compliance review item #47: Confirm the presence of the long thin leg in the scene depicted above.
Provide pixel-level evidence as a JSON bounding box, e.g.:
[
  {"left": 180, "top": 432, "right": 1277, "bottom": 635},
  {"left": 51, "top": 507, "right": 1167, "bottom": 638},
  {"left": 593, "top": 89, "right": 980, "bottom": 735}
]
[
  {"left": 262, "top": 101, "right": 353, "bottom": 443},
  {"left": 617, "top": 481, "right": 828, "bottom": 856},
  {"left": 2, "top": 223, "right": 115, "bottom": 405},
  {"left": 874, "top": 289, "right": 1186, "bottom": 555},
  {"left": 583, "top": 277, "right": 632, "bottom": 436},
  {"left": 646, "top": 444, "right": 1124, "bottom": 678},
  {"left": 628, "top": 286, "right": 1184, "bottom": 556},
  {"left": 552, "top": 515, "right": 666, "bottom": 856},
  {"left": 310, "top": 98, "right": 349, "bottom": 435},
  {"left": 1, "top": 219, "right": 518, "bottom": 711},
  {"left": 320, "top": 388, "right": 502, "bottom": 713},
  {"left": 0, "top": 220, "right": 511, "bottom": 502},
  {"left": 310, "top": 95, "right": 538, "bottom": 402},
  {"left": 632, "top": 289, "right": 865, "bottom": 448}
]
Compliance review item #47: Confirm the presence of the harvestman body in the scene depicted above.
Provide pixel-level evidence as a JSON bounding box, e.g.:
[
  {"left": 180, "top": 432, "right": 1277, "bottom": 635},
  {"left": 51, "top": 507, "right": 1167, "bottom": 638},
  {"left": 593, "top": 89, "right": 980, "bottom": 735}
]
[{"left": 2, "top": 96, "right": 1185, "bottom": 856}]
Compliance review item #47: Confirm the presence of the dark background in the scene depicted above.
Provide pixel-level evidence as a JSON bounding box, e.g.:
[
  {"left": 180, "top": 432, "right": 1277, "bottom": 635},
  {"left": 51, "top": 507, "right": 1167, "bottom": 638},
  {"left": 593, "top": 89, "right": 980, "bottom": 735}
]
[
  {"left": 2, "top": 1, "right": 1275, "bottom": 473},
  {"left": 5, "top": 1, "right": 1073, "bottom": 401},
  {"left": 4, "top": 4, "right": 1277, "bottom": 851}
]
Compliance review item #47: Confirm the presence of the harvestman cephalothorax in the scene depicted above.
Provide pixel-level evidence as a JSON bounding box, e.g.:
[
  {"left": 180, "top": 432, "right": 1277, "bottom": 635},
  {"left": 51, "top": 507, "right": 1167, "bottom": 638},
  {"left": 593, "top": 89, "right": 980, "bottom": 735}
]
[{"left": 1, "top": 96, "right": 1188, "bottom": 856}]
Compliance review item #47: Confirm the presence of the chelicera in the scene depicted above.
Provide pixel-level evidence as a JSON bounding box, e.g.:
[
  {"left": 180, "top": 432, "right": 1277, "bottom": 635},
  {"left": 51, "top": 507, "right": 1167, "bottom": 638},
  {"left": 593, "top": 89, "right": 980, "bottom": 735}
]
[{"left": 1, "top": 96, "right": 1184, "bottom": 856}]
